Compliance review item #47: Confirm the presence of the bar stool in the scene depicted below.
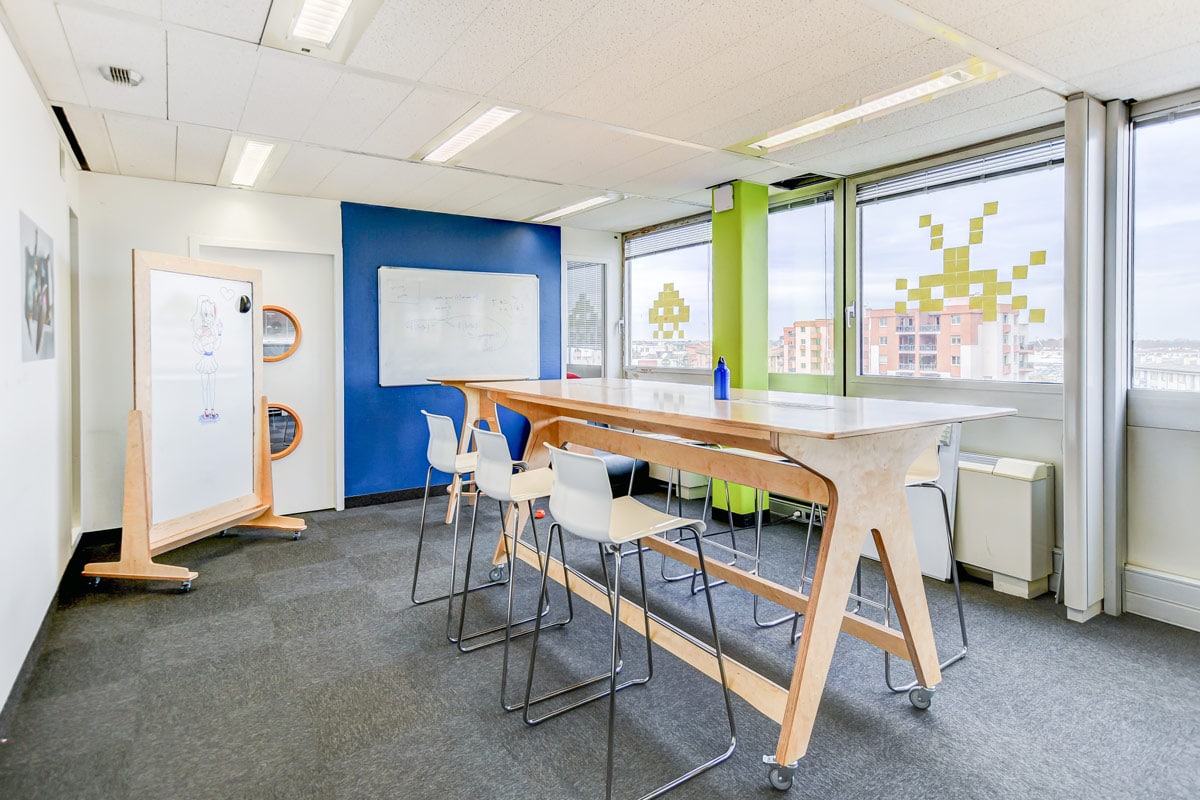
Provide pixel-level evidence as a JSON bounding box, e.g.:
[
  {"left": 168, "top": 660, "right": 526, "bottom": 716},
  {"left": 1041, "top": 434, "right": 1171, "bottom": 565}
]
[
  {"left": 454, "top": 426, "right": 573, "bottom": 699},
  {"left": 523, "top": 444, "right": 737, "bottom": 800},
  {"left": 411, "top": 411, "right": 504, "bottom": 643}
]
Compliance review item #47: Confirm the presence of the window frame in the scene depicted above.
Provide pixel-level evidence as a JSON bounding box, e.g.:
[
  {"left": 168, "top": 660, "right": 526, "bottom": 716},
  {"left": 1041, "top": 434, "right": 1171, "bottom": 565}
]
[
  {"left": 767, "top": 179, "right": 843, "bottom": 395},
  {"left": 845, "top": 128, "right": 1066, "bottom": 420},
  {"left": 1126, "top": 87, "right": 1200, "bottom": 432}
]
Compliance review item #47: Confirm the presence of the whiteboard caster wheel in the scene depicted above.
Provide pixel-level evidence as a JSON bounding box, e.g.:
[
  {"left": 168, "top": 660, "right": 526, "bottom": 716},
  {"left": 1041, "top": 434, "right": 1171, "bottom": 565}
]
[
  {"left": 292, "top": 531, "right": 303, "bottom": 541},
  {"left": 217, "top": 529, "right": 228, "bottom": 537},
  {"left": 768, "top": 766, "right": 794, "bottom": 791},
  {"left": 909, "top": 686, "right": 933, "bottom": 710},
  {"left": 180, "top": 581, "right": 192, "bottom": 593},
  {"left": 489, "top": 565, "right": 507, "bottom": 582}
]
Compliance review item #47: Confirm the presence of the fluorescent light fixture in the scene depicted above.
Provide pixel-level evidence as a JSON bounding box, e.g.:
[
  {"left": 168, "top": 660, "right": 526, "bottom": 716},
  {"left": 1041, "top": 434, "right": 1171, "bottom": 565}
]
[
  {"left": 530, "top": 195, "right": 614, "bottom": 223},
  {"left": 422, "top": 106, "right": 521, "bottom": 163},
  {"left": 291, "top": 0, "right": 354, "bottom": 45},
  {"left": 231, "top": 141, "right": 275, "bottom": 187},
  {"left": 748, "top": 69, "right": 975, "bottom": 152}
]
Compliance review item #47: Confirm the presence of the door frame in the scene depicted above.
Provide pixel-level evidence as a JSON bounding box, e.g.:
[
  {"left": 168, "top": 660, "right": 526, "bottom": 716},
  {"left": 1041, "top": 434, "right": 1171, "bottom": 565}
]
[{"left": 189, "top": 234, "right": 345, "bottom": 511}]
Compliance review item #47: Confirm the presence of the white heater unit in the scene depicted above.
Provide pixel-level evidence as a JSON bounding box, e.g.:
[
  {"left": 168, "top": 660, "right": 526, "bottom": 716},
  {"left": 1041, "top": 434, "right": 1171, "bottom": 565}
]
[{"left": 953, "top": 453, "right": 1055, "bottom": 598}]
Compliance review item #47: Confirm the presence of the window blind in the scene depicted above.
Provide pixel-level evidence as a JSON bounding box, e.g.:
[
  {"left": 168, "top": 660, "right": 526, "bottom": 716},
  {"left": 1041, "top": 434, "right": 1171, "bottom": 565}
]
[
  {"left": 623, "top": 213, "right": 712, "bottom": 260},
  {"left": 566, "top": 260, "right": 604, "bottom": 356},
  {"left": 857, "top": 138, "right": 1065, "bottom": 205}
]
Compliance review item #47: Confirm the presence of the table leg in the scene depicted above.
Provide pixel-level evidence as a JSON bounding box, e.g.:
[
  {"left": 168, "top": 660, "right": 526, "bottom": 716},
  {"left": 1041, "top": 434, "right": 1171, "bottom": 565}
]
[{"left": 772, "top": 426, "right": 942, "bottom": 767}]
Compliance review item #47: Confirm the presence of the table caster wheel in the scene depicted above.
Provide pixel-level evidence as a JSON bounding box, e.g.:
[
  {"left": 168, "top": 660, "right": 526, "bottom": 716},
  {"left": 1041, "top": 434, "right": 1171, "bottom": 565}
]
[
  {"left": 909, "top": 686, "right": 933, "bottom": 710},
  {"left": 292, "top": 531, "right": 303, "bottom": 541},
  {"left": 489, "top": 565, "right": 507, "bottom": 582},
  {"left": 180, "top": 581, "right": 192, "bottom": 593},
  {"left": 88, "top": 576, "right": 101, "bottom": 588},
  {"left": 217, "top": 529, "right": 228, "bottom": 537},
  {"left": 768, "top": 766, "right": 794, "bottom": 791}
]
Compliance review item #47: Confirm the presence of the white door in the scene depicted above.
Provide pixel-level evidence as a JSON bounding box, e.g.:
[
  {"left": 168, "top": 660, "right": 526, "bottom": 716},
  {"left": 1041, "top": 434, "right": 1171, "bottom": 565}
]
[{"left": 198, "top": 244, "right": 337, "bottom": 515}]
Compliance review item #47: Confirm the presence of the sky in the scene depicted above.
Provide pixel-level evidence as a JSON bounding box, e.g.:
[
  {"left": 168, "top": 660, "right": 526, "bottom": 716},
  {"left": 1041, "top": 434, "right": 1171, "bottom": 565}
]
[{"left": 1132, "top": 111, "right": 1200, "bottom": 342}]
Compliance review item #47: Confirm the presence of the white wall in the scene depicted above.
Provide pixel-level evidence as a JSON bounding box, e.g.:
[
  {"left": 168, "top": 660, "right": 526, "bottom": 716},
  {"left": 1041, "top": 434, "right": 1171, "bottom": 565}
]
[
  {"left": 1127, "top": 426, "right": 1200, "bottom": 574},
  {"left": 561, "top": 227, "right": 622, "bottom": 376},
  {"left": 78, "top": 174, "right": 341, "bottom": 530},
  {"left": 0, "top": 20, "right": 78, "bottom": 707}
]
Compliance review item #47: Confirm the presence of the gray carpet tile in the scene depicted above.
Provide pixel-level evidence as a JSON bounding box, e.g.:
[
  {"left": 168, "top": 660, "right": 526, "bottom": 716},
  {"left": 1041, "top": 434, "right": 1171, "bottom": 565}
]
[{"left": 3, "top": 493, "right": 1200, "bottom": 800}]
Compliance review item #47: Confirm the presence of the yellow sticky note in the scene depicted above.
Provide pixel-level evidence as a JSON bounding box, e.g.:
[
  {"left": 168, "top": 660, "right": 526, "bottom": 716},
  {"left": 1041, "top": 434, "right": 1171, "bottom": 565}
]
[
  {"left": 919, "top": 298, "right": 944, "bottom": 312},
  {"left": 957, "top": 246, "right": 970, "bottom": 259},
  {"left": 996, "top": 281, "right": 1012, "bottom": 295},
  {"left": 930, "top": 237, "right": 944, "bottom": 250},
  {"left": 983, "top": 307, "right": 997, "bottom": 322},
  {"left": 1012, "top": 296, "right": 1028, "bottom": 310},
  {"left": 896, "top": 278, "right": 908, "bottom": 290},
  {"left": 970, "top": 217, "right": 984, "bottom": 231},
  {"left": 1030, "top": 250, "right": 1046, "bottom": 265},
  {"left": 931, "top": 224, "right": 944, "bottom": 237},
  {"left": 983, "top": 282, "right": 997, "bottom": 296},
  {"left": 920, "top": 274, "right": 944, "bottom": 288},
  {"left": 1029, "top": 309, "right": 1046, "bottom": 323},
  {"left": 983, "top": 296, "right": 997, "bottom": 309},
  {"left": 969, "top": 231, "right": 983, "bottom": 245},
  {"left": 908, "top": 287, "right": 931, "bottom": 301},
  {"left": 983, "top": 201, "right": 999, "bottom": 216},
  {"left": 983, "top": 269, "right": 998, "bottom": 283},
  {"left": 1013, "top": 265, "right": 1028, "bottom": 280},
  {"left": 895, "top": 302, "right": 908, "bottom": 314},
  {"left": 969, "top": 296, "right": 984, "bottom": 310},
  {"left": 919, "top": 214, "right": 932, "bottom": 228}
]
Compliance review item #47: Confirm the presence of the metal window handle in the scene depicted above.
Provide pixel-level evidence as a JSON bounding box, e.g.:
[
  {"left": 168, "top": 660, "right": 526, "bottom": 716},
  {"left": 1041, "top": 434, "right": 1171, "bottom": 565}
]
[{"left": 845, "top": 305, "right": 856, "bottom": 328}]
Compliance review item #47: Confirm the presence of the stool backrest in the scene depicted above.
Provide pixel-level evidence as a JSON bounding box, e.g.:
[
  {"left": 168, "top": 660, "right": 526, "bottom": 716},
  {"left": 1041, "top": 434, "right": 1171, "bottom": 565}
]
[
  {"left": 472, "top": 426, "right": 516, "bottom": 502},
  {"left": 421, "top": 410, "right": 460, "bottom": 474},
  {"left": 546, "top": 445, "right": 613, "bottom": 543}
]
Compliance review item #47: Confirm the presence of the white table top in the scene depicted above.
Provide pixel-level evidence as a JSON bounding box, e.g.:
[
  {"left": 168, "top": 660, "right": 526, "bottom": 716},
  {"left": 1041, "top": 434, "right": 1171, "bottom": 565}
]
[{"left": 469, "top": 377, "right": 1014, "bottom": 440}]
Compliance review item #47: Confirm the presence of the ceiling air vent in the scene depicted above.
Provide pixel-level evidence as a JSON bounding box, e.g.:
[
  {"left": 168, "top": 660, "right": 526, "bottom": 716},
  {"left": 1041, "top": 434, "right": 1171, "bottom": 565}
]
[
  {"left": 771, "top": 173, "right": 831, "bottom": 191},
  {"left": 99, "top": 65, "right": 143, "bottom": 87}
]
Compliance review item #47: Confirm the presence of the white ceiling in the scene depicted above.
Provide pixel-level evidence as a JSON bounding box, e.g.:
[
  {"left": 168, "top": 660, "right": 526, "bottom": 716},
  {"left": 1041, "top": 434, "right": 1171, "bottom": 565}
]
[{"left": 3, "top": 0, "right": 1199, "bottom": 232}]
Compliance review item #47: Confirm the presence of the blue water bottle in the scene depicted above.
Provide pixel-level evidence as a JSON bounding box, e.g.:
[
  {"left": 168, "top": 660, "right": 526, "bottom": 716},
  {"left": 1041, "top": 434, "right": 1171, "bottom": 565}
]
[{"left": 713, "top": 356, "right": 730, "bottom": 400}]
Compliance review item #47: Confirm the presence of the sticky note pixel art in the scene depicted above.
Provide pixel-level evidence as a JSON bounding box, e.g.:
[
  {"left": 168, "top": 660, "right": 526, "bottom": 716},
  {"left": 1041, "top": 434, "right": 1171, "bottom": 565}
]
[
  {"left": 904, "top": 202, "right": 1047, "bottom": 324},
  {"left": 649, "top": 282, "right": 690, "bottom": 340}
]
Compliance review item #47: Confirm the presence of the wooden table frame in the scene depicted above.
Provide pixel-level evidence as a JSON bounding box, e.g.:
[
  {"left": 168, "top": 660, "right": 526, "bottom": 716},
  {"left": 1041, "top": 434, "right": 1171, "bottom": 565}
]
[{"left": 469, "top": 378, "right": 1012, "bottom": 773}]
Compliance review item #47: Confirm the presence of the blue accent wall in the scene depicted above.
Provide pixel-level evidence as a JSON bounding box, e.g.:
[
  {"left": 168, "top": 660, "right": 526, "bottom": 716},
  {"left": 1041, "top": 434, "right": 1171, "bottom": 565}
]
[{"left": 342, "top": 203, "right": 561, "bottom": 497}]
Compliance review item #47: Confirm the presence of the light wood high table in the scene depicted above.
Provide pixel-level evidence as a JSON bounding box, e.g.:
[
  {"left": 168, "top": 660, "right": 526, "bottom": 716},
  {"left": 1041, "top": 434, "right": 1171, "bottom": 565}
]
[
  {"left": 426, "top": 375, "right": 527, "bottom": 524},
  {"left": 467, "top": 377, "right": 1013, "bottom": 788}
]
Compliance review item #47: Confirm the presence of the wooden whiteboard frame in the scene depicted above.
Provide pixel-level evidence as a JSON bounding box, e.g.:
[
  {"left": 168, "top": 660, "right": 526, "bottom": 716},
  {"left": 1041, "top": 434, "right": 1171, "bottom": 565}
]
[{"left": 83, "top": 250, "right": 304, "bottom": 588}]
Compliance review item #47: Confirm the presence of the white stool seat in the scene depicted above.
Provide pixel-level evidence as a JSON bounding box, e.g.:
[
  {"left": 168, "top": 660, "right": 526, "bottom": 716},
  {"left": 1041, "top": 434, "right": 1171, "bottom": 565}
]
[
  {"left": 508, "top": 467, "right": 554, "bottom": 504},
  {"left": 609, "top": 496, "right": 705, "bottom": 544}
]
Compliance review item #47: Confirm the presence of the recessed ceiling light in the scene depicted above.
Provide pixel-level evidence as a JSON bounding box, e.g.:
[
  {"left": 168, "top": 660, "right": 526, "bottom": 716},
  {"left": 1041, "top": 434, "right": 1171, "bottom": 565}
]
[
  {"left": 231, "top": 141, "right": 274, "bottom": 187},
  {"left": 736, "top": 63, "right": 1001, "bottom": 154},
  {"left": 422, "top": 106, "right": 521, "bottom": 163},
  {"left": 530, "top": 195, "right": 615, "bottom": 223},
  {"left": 291, "top": 0, "right": 354, "bottom": 45}
]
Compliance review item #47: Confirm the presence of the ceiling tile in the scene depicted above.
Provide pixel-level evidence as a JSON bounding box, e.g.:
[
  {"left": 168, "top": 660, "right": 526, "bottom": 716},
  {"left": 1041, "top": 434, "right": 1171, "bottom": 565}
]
[
  {"left": 359, "top": 86, "right": 478, "bottom": 160},
  {"left": 310, "top": 153, "right": 437, "bottom": 203},
  {"left": 0, "top": 0, "right": 88, "bottom": 104},
  {"left": 64, "top": 108, "right": 118, "bottom": 173},
  {"left": 174, "top": 124, "right": 229, "bottom": 184},
  {"left": 456, "top": 114, "right": 626, "bottom": 183},
  {"left": 545, "top": 133, "right": 672, "bottom": 186},
  {"left": 419, "top": 0, "right": 593, "bottom": 94},
  {"left": 237, "top": 50, "right": 341, "bottom": 140},
  {"left": 425, "top": 171, "right": 527, "bottom": 215},
  {"left": 166, "top": 26, "right": 258, "bottom": 128},
  {"left": 59, "top": 5, "right": 167, "bottom": 117},
  {"left": 347, "top": 0, "right": 491, "bottom": 81},
  {"left": 561, "top": 196, "right": 706, "bottom": 232},
  {"left": 162, "top": 0, "right": 272, "bottom": 44},
  {"left": 105, "top": 114, "right": 177, "bottom": 179},
  {"left": 483, "top": 0, "right": 706, "bottom": 109},
  {"left": 301, "top": 73, "right": 412, "bottom": 150},
  {"left": 613, "top": 150, "right": 766, "bottom": 199},
  {"left": 577, "top": 141, "right": 705, "bottom": 189},
  {"left": 1074, "top": 41, "right": 1200, "bottom": 103},
  {"left": 259, "top": 144, "right": 346, "bottom": 196},
  {"left": 86, "top": 0, "right": 163, "bottom": 17},
  {"left": 461, "top": 180, "right": 567, "bottom": 221}
]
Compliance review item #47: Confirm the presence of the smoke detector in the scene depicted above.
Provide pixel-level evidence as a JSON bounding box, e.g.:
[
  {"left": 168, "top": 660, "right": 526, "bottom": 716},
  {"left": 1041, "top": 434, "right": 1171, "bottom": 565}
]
[{"left": 99, "top": 65, "right": 143, "bottom": 87}]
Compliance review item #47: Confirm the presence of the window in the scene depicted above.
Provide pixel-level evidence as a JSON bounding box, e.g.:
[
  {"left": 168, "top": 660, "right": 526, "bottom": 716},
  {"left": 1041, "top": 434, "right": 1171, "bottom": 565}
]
[
  {"left": 857, "top": 138, "right": 1065, "bottom": 383},
  {"left": 879, "top": 336, "right": 887, "bottom": 345},
  {"left": 952, "top": 355, "right": 961, "bottom": 365},
  {"left": 951, "top": 335, "right": 961, "bottom": 345},
  {"left": 1132, "top": 105, "right": 1200, "bottom": 392},
  {"left": 625, "top": 215, "right": 712, "bottom": 369},
  {"left": 566, "top": 260, "right": 604, "bottom": 377},
  {"left": 768, "top": 193, "right": 835, "bottom": 375},
  {"left": 879, "top": 317, "right": 888, "bottom": 328}
]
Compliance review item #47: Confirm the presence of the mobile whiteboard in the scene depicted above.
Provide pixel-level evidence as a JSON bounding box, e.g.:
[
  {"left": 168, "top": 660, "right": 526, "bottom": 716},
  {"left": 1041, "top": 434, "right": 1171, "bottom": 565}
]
[{"left": 377, "top": 267, "right": 540, "bottom": 386}]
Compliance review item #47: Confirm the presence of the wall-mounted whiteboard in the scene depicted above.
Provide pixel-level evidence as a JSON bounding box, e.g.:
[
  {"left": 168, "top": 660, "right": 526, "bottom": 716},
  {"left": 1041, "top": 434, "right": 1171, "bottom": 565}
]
[
  {"left": 147, "top": 268, "right": 255, "bottom": 525},
  {"left": 378, "top": 266, "right": 540, "bottom": 386}
]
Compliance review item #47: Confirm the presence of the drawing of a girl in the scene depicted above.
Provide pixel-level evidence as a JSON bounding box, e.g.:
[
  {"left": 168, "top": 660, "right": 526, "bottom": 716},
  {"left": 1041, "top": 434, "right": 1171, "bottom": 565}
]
[{"left": 191, "top": 295, "right": 222, "bottom": 421}]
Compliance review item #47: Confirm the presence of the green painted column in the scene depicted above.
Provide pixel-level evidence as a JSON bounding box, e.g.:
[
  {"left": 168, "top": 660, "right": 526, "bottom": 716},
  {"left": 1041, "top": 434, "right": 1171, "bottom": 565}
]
[
  {"left": 711, "top": 180, "right": 768, "bottom": 390},
  {"left": 711, "top": 180, "right": 769, "bottom": 521}
]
